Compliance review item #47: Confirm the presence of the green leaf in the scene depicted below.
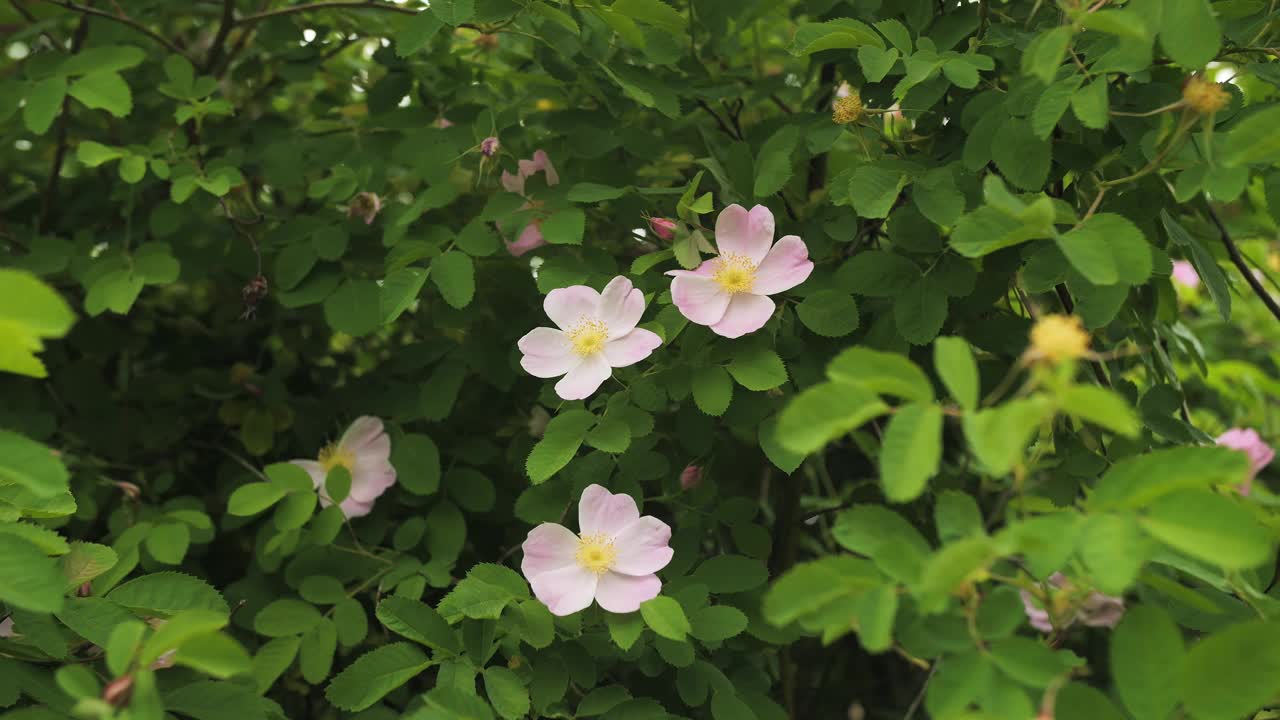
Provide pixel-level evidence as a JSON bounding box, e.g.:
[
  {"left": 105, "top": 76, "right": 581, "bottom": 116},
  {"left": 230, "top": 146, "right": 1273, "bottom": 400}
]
[
  {"left": 1161, "top": 210, "right": 1230, "bottom": 320},
  {"left": 933, "top": 337, "right": 978, "bottom": 410},
  {"left": 797, "top": 290, "right": 860, "bottom": 337},
  {"left": 1221, "top": 105, "right": 1280, "bottom": 168},
  {"left": 60, "top": 45, "right": 145, "bottom": 76},
  {"left": 692, "top": 555, "right": 769, "bottom": 594},
  {"left": 430, "top": 251, "right": 475, "bottom": 309},
  {"left": 1159, "top": 0, "right": 1220, "bottom": 68},
  {"left": 526, "top": 410, "right": 596, "bottom": 483},
  {"left": 107, "top": 572, "right": 229, "bottom": 616},
  {"left": 323, "top": 279, "right": 381, "bottom": 336},
  {"left": 106, "top": 620, "right": 147, "bottom": 676},
  {"left": 612, "top": 0, "right": 685, "bottom": 32},
  {"left": 791, "top": 19, "right": 884, "bottom": 55},
  {"left": 119, "top": 155, "right": 146, "bottom": 183},
  {"left": 579, "top": 685, "right": 632, "bottom": 716},
  {"left": 833, "top": 505, "right": 932, "bottom": 583},
  {"left": 992, "top": 117, "right": 1052, "bottom": 191},
  {"left": 380, "top": 267, "right": 428, "bottom": 323},
  {"left": 1058, "top": 385, "right": 1139, "bottom": 437},
  {"left": 23, "top": 76, "right": 66, "bottom": 135},
  {"left": 325, "top": 643, "right": 433, "bottom": 712},
  {"left": 913, "top": 167, "right": 965, "bottom": 226},
  {"left": 300, "top": 618, "right": 337, "bottom": 684},
  {"left": 962, "top": 397, "right": 1052, "bottom": 476},
  {"left": 85, "top": 269, "right": 143, "bottom": 316},
  {"left": 692, "top": 365, "right": 733, "bottom": 416},
  {"left": 858, "top": 46, "right": 900, "bottom": 83},
  {"left": 777, "top": 381, "right": 889, "bottom": 454},
  {"left": 1021, "top": 26, "right": 1071, "bottom": 84},
  {"left": 1072, "top": 79, "right": 1110, "bottom": 129},
  {"left": 1055, "top": 682, "right": 1127, "bottom": 720},
  {"left": 951, "top": 203, "right": 1055, "bottom": 257},
  {"left": 145, "top": 522, "right": 189, "bottom": 565},
  {"left": 855, "top": 585, "right": 897, "bottom": 653},
  {"left": 484, "top": 666, "right": 531, "bottom": 720},
  {"left": 689, "top": 606, "right": 748, "bottom": 643},
  {"left": 895, "top": 281, "right": 948, "bottom": 344},
  {"left": 725, "top": 346, "right": 787, "bottom": 391},
  {"left": 255, "top": 598, "right": 323, "bottom": 637},
  {"left": 1112, "top": 605, "right": 1183, "bottom": 720},
  {"left": 0, "top": 535, "right": 66, "bottom": 612},
  {"left": 396, "top": 10, "right": 444, "bottom": 55},
  {"left": 764, "top": 556, "right": 881, "bottom": 625},
  {"left": 0, "top": 430, "right": 69, "bottom": 498},
  {"left": 759, "top": 415, "right": 804, "bottom": 474},
  {"left": 585, "top": 417, "right": 631, "bottom": 454},
  {"left": 530, "top": 1, "right": 580, "bottom": 34},
  {"left": 1031, "top": 77, "right": 1082, "bottom": 139},
  {"left": 1056, "top": 213, "right": 1152, "bottom": 285},
  {"left": 227, "top": 482, "right": 286, "bottom": 516},
  {"left": 139, "top": 609, "right": 228, "bottom": 666},
  {"left": 77, "top": 140, "right": 125, "bottom": 167},
  {"left": 391, "top": 433, "right": 442, "bottom": 495},
  {"left": 827, "top": 347, "right": 934, "bottom": 403},
  {"left": 542, "top": 207, "right": 586, "bottom": 245},
  {"left": 568, "top": 183, "right": 625, "bottom": 202},
  {"left": 837, "top": 250, "right": 920, "bottom": 296},
  {"left": 59, "top": 542, "right": 118, "bottom": 590},
  {"left": 1181, "top": 621, "right": 1280, "bottom": 720},
  {"left": 640, "top": 596, "right": 691, "bottom": 640},
  {"left": 605, "top": 613, "right": 644, "bottom": 651},
  {"left": 988, "top": 636, "right": 1082, "bottom": 687},
  {"left": 430, "top": 0, "right": 475, "bottom": 25},
  {"left": 849, "top": 164, "right": 908, "bottom": 219},
  {"left": 879, "top": 403, "right": 944, "bottom": 503},
  {"left": 1089, "top": 446, "right": 1250, "bottom": 510},
  {"left": 1137, "top": 489, "right": 1271, "bottom": 569},
  {"left": 1080, "top": 514, "right": 1149, "bottom": 595},
  {"left": 68, "top": 72, "right": 132, "bottom": 117},
  {"left": 754, "top": 125, "right": 800, "bottom": 198}
]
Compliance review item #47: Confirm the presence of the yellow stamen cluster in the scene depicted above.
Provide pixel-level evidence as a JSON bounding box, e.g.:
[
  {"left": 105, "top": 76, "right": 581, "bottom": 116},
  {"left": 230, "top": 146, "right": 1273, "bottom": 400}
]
[
  {"left": 1183, "top": 77, "right": 1230, "bottom": 114},
  {"left": 833, "top": 91, "right": 864, "bottom": 124},
  {"left": 575, "top": 533, "right": 617, "bottom": 575},
  {"left": 567, "top": 318, "right": 609, "bottom": 357},
  {"left": 712, "top": 253, "right": 757, "bottom": 294},
  {"left": 318, "top": 443, "right": 355, "bottom": 473},
  {"left": 1029, "top": 314, "right": 1091, "bottom": 363}
]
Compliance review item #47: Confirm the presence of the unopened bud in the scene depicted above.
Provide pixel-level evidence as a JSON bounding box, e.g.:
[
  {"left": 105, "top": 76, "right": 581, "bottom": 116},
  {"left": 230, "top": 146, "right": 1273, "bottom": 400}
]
[
  {"left": 102, "top": 675, "right": 134, "bottom": 707},
  {"left": 347, "top": 192, "right": 382, "bottom": 225},
  {"left": 481, "top": 136, "right": 500, "bottom": 158},
  {"left": 649, "top": 217, "right": 677, "bottom": 241},
  {"left": 679, "top": 465, "right": 701, "bottom": 491}
]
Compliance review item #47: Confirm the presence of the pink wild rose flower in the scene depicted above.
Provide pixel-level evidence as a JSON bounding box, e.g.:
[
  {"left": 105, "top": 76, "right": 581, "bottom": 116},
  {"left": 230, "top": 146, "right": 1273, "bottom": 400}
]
[
  {"left": 1217, "top": 427, "right": 1275, "bottom": 494},
  {"left": 667, "top": 204, "right": 814, "bottom": 338},
  {"left": 290, "top": 416, "right": 397, "bottom": 518},
  {"left": 518, "top": 276, "right": 662, "bottom": 400},
  {"left": 500, "top": 150, "right": 560, "bottom": 257},
  {"left": 521, "top": 484, "right": 674, "bottom": 615},
  {"left": 1171, "top": 260, "right": 1201, "bottom": 289},
  {"left": 1020, "top": 573, "right": 1124, "bottom": 633}
]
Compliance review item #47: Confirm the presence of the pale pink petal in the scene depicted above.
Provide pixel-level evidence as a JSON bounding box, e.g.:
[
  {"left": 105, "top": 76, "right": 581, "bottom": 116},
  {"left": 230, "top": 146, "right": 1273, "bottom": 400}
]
[
  {"left": 337, "top": 495, "right": 376, "bottom": 518},
  {"left": 1217, "top": 428, "right": 1275, "bottom": 478},
  {"left": 1020, "top": 590, "right": 1057, "bottom": 633},
  {"left": 501, "top": 170, "right": 525, "bottom": 195},
  {"left": 603, "top": 329, "right": 661, "bottom": 368},
  {"left": 0, "top": 617, "right": 17, "bottom": 638},
  {"left": 531, "top": 150, "right": 559, "bottom": 186},
  {"left": 553, "top": 354, "right": 611, "bottom": 400},
  {"left": 349, "top": 456, "right": 396, "bottom": 501},
  {"left": 506, "top": 223, "right": 547, "bottom": 257},
  {"left": 521, "top": 523, "right": 581, "bottom": 579},
  {"left": 668, "top": 271, "right": 731, "bottom": 326},
  {"left": 544, "top": 286, "right": 601, "bottom": 330},
  {"left": 1171, "top": 260, "right": 1200, "bottom": 289},
  {"left": 1079, "top": 593, "right": 1125, "bottom": 628},
  {"left": 609, "top": 516, "right": 674, "bottom": 576},
  {"left": 340, "top": 416, "right": 385, "bottom": 452},
  {"left": 579, "top": 484, "right": 640, "bottom": 536},
  {"left": 752, "top": 235, "right": 814, "bottom": 295},
  {"left": 594, "top": 572, "right": 661, "bottom": 613},
  {"left": 598, "top": 276, "right": 645, "bottom": 337},
  {"left": 529, "top": 563, "right": 598, "bottom": 616},
  {"left": 715, "top": 204, "right": 774, "bottom": 263},
  {"left": 710, "top": 293, "right": 776, "bottom": 339},
  {"left": 519, "top": 328, "right": 576, "bottom": 378},
  {"left": 291, "top": 460, "right": 326, "bottom": 491}
]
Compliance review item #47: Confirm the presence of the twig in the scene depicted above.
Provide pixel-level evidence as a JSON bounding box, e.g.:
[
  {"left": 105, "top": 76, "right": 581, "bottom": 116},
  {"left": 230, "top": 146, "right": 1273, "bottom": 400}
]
[
  {"left": 695, "top": 98, "right": 739, "bottom": 140},
  {"left": 202, "top": 0, "right": 237, "bottom": 73},
  {"left": 769, "top": 94, "right": 793, "bottom": 114},
  {"left": 902, "top": 663, "right": 938, "bottom": 720},
  {"left": 39, "top": 0, "right": 186, "bottom": 55},
  {"left": 38, "top": 12, "right": 90, "bottom": 234},
  {"left": 1053, "top": 284, "right": 1113, "bottom": 388},
  {"left": 234, "top": 0, "right": 416, "bottom": 25},
  {"left": 9, "top": 0, "right": 36, "bottom": 22},
  {"left": 1204, "top": 200, "right": 1280, "bottom": 324}
]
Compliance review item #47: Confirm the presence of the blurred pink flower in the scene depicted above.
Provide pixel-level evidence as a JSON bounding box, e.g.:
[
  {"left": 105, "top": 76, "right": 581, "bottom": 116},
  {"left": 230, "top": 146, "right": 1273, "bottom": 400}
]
[
  {"left": 1020, "top": 573, "right": 1125, "bottom": 633},
  {"left": 522, "top": 484, "right": 673, "bottom": 615},
  {"left": 1171, "top": 260, "right": 1201, "bottom": 289},
  {"left": 1217, "top": 428, "right": 1275, "bottom": 494},
  {"left": 679, "top": 465, "right": 701, "bottom": 491},
  {"left": 500, "top": 150, "right": 560, "bottom": 257},
  {"left": 291, "top": 416, "right": 397, "bottom": 518},
  {"left": 518, "top": 276, "right": 662, "bottom": 400},
  {"left": 434, "top": 117, "right": 453, "bottom": 128},
  {"left": 667, "top": 204, "right": 813, "bottom": 338},
  {"left": 649, "top": 217, "right": 677, "bottom": 241},
  {"left": 347, "top": 192, "right": 382, "bottom": 225},
  {"left": 0, "top": 617, "right": 16, "bottom": 638},
  {"left": 481, "top": 136, "right": 500, "bottom": 158}
]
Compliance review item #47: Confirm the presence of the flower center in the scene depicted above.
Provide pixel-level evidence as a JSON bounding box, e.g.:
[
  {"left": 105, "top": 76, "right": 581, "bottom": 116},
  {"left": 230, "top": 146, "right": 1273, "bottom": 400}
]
[
  {"left": 567, "top": 318, "right": 609, "bottom": 357},
  {"left": 318, "top": 444, "right": 355, "bottom": 473},
  {"left": 1029, "top": 314, "right": 1090, "bottom": 363},
  {"left": 575, "top": 533, "right": 617, "bottom": 575},
  {"left": 712, "top": 253, "right": 757, "bottom": 294}
]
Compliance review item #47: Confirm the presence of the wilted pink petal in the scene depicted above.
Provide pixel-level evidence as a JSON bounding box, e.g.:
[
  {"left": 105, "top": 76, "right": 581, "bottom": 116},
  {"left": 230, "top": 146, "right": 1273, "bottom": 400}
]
[
  {"left": 1079, "top": 593, "right": 1126, "bottom": 628},
  {"left": 288, "top": 416, "right": 396, "bottom": 519},
  {"left": 649, "top": 217, "right": 677, "bottom": 240},
  {"left": 680, "top": 465, "right": 701, "bottom": 491},
  {"left": 434, "top": 117, "right": 453, "bottom": 128},
  {"left": 505, "top": 221, "right": 547, "bottom": 257},
  {"left": 0, "top": 617, "right": 16, "bottom": 638},
  {"left": 1020, "top": 590, "right": 1056, "bottom": 633},
  {"left": 1217, "top": 428, "right": 1275, "bottom": 494},
  {"left": 481, "top": 136, "right": 500, "bottom": 157},
  {"left": 347, "top": 192, "right": 382, "bottom": 225},
  {"left": 521, "top": 484, "right": 674, "bottom": 616},
  {"left": 1171, "top": 260, "right": 1201, "bottom": 289}
]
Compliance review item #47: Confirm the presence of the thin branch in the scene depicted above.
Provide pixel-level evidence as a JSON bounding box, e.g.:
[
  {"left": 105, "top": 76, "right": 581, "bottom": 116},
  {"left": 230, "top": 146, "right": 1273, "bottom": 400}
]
[
  {"left": 39, "top": 0, "right": 186, "bottom": 55},
  {"left": 1204, "top": 200, "right": 1280, "bottom": 324},
  {"left": 234, "top": 0, "right": 416, "bottom": 25},
  {"left": 9, "top": 0, "right": 36, "bottom": 22},
  {"left": 202, "top": 0, "right": 237, "bottom": 72},
  {"left": 695, "top": 98, "right": 739, "bottom": 140}
]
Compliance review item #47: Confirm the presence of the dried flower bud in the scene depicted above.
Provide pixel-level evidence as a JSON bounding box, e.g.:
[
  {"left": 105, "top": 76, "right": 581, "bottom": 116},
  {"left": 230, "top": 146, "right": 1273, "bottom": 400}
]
[
  {"left": 347, "top": 191, "right": 382, "bottom": 225},
  {"left": 481, "top": 136, "right": 500, "bottom": 158},
  {"left": 649, "top": 217, "right": 677, "bottom": 241},
  {"left": 833, "top": 91, "right": 864, "bottom": 124},
  {"left": 114, "top": 481, "right": 141, "bottom": 500},
  {"left": 1028, "top": 314, "right": 1090, "bottom": 363},
  {"left": 1183, "top": 76, "right": 1230, "bottom": 114}
]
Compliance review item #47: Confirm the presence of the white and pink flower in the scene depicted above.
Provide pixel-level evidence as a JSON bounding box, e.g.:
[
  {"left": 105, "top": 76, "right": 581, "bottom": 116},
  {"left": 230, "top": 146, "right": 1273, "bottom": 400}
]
[
  {"left": 1172, "top": 260, "right": 1201, "bottom": 289},
  {"left": 481, "top": 136, "right": 500, "bottom": 158},
  {"left": 667, "top": 204, "right": 813, "bottom": 339},
  {"left": 518, "top": 276, "right": 662, "bottom": 401},
  {"left": 500, "top": 150, "right": 560, "bottom": 257},
  {"left": 521, "top": 484, "right": 673, "bottom": 616},
  {"left": 290, "top": 416, "right": 396, "bottom": 518},
  {"left": 1217, "top": 427, "right": 1275, "bottom": 494}
]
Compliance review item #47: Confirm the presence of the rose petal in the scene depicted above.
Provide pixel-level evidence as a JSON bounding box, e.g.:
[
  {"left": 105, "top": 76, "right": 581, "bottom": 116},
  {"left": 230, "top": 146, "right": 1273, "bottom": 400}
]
[
  {"left": 544, "top": 286, "right": 600, "bottom": 331},
  {"left": 519, "top": 328, "right": 576, "bottom": 378},
  {"left": 532, "top": 150, "right": 559, "bottom": 186},
  {"left": 710, "top": 293, "right": 776, "bottom": 339},
  {"left": 292, "top": 460, "right": 326, "bottom": 491},
  {"left": 752, "top": 235, "right": 813, "bottom": 295},
  {"left": 610, "top": 516, "right": 674, "bottom": 576},
  {"left": 554, "top": 353, "right": 611, "bottom": 400},
  {"left": 501, "top": 170, "right": 524, "bottom": 195},
  {"left": 598, "top": 276, "right": 645, "bottom": 337},
  {"left": 579, "top": 484, "right": 640, "bottom": 537},
  {"left": 594, "top": 572, "right": 662, "bottom": 614},
  {"left": 668, "top": 272, "right": 731, "bottom": 326},
  {"left": 529, "top": 563, "right": 598, "bottom": 616},
  {"left": 337, "top": 495, "right": 376, "bottom": 518},
  {"left": 715, "top": 204, "right": 774, "bottom": 263},
  {"left": 506, "top": 223, "right": 547, "bottom": 257},
  {"left": 521, "top": 523, "right": 581, "bottom": 579},
  {"left": 340, "top": 416, "right": 385, "bottom": 450},
  {"left": 603, "top": 329, "right": 661, "bottom": 368}
]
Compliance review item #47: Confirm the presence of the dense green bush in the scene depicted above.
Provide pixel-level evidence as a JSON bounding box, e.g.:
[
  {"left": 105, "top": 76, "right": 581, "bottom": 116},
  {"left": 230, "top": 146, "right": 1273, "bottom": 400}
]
[{"left": 3, "top": 0, "right": 1280, "bottom": 718}]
